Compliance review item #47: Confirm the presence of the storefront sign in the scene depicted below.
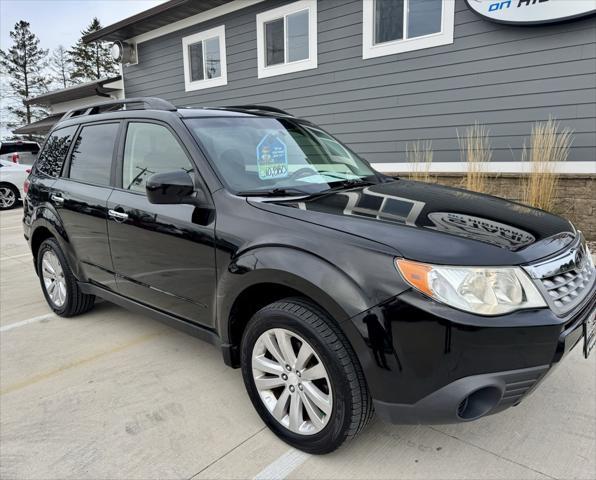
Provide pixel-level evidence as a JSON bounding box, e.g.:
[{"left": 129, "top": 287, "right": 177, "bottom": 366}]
[{"left": 466, "top": 0, "right": 596, "bottom": 25}]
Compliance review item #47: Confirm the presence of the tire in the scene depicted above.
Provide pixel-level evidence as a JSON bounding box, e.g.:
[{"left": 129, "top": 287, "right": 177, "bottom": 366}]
[
  {"left": 0, "top": 183, "right": 19, "bottom": 210},
  {"left": 37, "top": 238, "right": 95, "bottom": 317},
  {"left": 241, "top": 297, "right": 374, "bottom": 454}
]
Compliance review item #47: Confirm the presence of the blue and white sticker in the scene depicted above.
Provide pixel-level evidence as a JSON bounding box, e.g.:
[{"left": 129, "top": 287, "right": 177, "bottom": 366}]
[{"left": 256, "top": 134, "right": 288, "bottom": 180}]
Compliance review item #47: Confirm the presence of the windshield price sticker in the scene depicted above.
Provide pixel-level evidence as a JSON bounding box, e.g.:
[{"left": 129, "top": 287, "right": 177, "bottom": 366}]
[{"left": 257, "top": 134, "right": 288, "bottom": 180}]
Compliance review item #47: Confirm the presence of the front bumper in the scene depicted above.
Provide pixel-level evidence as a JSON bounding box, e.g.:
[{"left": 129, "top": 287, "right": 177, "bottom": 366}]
[
  {"left": 344, "top": 286, "right": 595, "bottom": 425},
  {"left": 374, "top": 364, "right": 548, "bottom": 424}
]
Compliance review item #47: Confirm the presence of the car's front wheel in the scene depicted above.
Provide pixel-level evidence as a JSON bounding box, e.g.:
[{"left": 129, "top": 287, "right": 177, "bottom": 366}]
[
  {"left": 241, "top": 298, "right": 373, "bottom": 454},
  {"left": 0, "top": 183, "right": 19, "bottom": 210},
  {"left": 37, "top": 238, "right": 95, "bottom": 317}
]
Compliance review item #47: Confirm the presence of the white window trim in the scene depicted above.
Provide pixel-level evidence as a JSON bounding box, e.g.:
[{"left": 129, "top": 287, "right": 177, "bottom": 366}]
[
  {"left": 256, "top": 0, "right": 318, "bottom": 79},
  {"left": 362, "top": 0, "right": 455, "bottom": 59},
  {"left": 182, "top": 25, "right": 228, "bottom": 92}
]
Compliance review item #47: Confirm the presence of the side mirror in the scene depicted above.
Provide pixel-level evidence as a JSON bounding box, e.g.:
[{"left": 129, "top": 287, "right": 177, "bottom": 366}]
[{"left": 146, "top": 170, "right": 206, "bottom": 206}]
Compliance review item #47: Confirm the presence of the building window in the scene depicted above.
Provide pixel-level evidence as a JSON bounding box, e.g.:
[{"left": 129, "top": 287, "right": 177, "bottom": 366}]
[
  {"left": 182, "top": 25, "right": 227, "bottom": 91},
  {"left": 256, "top": 0, "right": 317, "bottom": 79},
  {"left": 363, "top": 0, "right": 455, "bottom": 59}
]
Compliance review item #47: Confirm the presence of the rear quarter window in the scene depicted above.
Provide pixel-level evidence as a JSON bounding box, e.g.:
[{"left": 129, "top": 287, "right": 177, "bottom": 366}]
[{"left": 35, "top": 127, "right": 77, "bottom": 177}]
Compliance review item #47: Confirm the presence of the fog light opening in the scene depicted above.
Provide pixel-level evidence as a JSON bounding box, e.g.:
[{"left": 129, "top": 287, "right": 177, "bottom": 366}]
[{"left": 457, "top": 386, "right": 501, "bottom": 420}]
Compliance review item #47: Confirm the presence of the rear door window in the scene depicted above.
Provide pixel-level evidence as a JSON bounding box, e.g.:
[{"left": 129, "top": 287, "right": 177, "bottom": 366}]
[
  {"left": 35, "top": 126, "right": 77, "bottom": 177},
  {"left": 69, "top": 123, "right": 119, "bottom": 186}
]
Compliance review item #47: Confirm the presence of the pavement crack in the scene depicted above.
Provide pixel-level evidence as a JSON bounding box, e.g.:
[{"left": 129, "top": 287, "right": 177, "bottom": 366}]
[
  {"left": 428, "top": 426, "right": 558, "bottom": 479},
  {"left": 188, "top": 426, "right": 267, "bottom": 480}
]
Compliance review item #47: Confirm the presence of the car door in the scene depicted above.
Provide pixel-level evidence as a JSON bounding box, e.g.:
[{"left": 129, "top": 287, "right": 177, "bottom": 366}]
[
  {"left": 51, "top": 121, "right": 120, "bottom": 288},
  {"left": 107, "top": 120, "right": 216, "bottom": 326}
]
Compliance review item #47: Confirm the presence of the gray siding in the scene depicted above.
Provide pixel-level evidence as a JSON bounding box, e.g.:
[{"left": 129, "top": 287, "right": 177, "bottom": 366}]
[{"left": 123, "top": 0, "right": 596, "bottom": 165}]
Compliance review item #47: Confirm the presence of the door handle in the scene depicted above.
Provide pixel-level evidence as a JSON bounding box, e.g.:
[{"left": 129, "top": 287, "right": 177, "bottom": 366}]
[
  {"left": 108, "top": 209, "right": 129, "bottom": 221},
  {"left": 50, "top": 194, "right": 64, "bottom": 204}
]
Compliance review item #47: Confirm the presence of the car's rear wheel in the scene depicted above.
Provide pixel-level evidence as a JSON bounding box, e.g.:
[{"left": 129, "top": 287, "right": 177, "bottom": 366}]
[
  {"left": 0, "top": 184, "right": 19, "bottom": 210},
  {"left": 241, "top": 298, "right": 374, "bottom": 454},
  {"left": 37, "top": 238, "right": 95, "bottom": 317}
]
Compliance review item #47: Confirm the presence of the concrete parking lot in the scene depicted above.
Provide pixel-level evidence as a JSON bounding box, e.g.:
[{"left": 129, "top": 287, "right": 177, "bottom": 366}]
[{"left": 0, "top": 206, "right": 594, "bottom": 480}]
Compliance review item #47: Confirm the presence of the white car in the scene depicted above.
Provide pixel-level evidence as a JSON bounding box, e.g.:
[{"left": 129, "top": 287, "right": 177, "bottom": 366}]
[{"left": 0, "top": 160, "right": 30, "bottom": 210}]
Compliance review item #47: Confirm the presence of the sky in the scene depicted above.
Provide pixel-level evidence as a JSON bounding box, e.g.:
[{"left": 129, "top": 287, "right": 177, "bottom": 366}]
[{"left": 1, "top": 0, "right": 166, "bottom": 51}]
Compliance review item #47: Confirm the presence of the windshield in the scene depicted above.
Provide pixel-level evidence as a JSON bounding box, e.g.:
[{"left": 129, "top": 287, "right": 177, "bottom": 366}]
[{"left": 184, "top": 117, "right": 378, "bottom": 194}]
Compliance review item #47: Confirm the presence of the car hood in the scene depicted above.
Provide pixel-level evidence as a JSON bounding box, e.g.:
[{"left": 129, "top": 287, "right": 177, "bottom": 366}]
[{"left": 249, "top": 180, "right": 576, "bottom": 266}]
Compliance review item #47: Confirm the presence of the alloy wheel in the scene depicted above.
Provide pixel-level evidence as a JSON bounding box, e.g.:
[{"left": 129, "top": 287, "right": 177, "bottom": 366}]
[
  {"left": 251, "top": 328, "right": 333, "bottom": 435},
  {"left": 41, "top": 250, "right": 67, "bottom": 307},
  {"left": 0, "top": 187, "right": 16, "bottom": 209}
]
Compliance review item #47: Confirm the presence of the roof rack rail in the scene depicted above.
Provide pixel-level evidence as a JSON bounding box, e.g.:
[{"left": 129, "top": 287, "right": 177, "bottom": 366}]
[
  {"left": 224, "top": 105, "right": 293, "bottom": 116},
  {"left": 61, "top": 97, "right": 177, "bottom": 121}
]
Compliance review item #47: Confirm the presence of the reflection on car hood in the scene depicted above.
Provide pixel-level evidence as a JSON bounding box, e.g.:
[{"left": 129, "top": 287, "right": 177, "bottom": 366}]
[{"left": 250, "top": 180, "right": 576, "bottom": 266}]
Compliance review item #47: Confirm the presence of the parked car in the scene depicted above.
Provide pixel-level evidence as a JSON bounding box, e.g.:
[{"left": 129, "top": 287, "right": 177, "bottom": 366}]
[
  {"left": 0, "top": 160, "right": 30, "bottom": 210},
  {"left": 0, "top": 140, "right": 40, "bottom": 165},
  {"left": 23, "top": 98, "right": 595, "bottom": 454}
]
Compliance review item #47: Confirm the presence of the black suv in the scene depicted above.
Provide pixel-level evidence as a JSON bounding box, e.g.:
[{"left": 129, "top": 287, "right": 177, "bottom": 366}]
[{"left": 24, "top": 98, "right": 595, "bottom": 454}]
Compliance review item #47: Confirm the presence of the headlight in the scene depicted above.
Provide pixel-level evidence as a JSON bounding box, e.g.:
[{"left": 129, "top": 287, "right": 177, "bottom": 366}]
[{"left": 395, "top": 259, "right": 546, "bottom": 315}]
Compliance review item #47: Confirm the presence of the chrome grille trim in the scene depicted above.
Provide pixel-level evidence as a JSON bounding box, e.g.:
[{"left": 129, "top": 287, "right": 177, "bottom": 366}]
[{"left": 524, "top": 236, "right": 595, "bottom": 316}]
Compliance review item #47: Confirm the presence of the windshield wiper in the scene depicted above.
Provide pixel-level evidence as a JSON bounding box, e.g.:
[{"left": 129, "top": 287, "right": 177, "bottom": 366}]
[
  {"left": 320, "top": 178, "right": 376, "bottom": 193},
  {"left": 237, "top": 179, "right": 376, "bottom": 198},
  {"left": 236, "top": 187, "right": 314, "bottom": 197}
]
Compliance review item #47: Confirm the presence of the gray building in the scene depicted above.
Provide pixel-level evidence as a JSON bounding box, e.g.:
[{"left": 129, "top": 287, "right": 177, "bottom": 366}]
[{"left": 85, "top": 0, "right": 596, "bottom": 174}]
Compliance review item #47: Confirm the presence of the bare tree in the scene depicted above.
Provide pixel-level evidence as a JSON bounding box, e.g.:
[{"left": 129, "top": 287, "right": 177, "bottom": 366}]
[{"left": 50, "top": 45, "right": 74, "bottom": 89}]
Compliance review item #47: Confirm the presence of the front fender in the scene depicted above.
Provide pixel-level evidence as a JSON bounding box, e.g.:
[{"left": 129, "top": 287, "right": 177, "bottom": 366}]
[{"left": 216, "top": 246, "right": 372, "bottom": 343}]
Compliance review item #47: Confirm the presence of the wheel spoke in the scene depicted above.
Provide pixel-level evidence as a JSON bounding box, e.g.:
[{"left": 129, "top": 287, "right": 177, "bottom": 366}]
[
  {"left": 299, "top": 389, "right": 325, "bottom": 429},
  {"left": 288, "top": 393, "right": 303, "bottom": 431},
  {"left": 252, "top": 355, "right": 284, "bottom": 375},
  {"left": 263, "top": 333, "right": 286, "bottom": 366},
  {"left": 254, "top": 375, "right": 285, "bottom": 391},
  {"left": 301, "top": 362, "right": 326, "bottom": 381},
  {"left": 271, "top": 387, "right": 290, "bottom": 421},
  {"left": 42, "top": 258, "right": 55, "bottom": 276},
  {"left": 295, "top": 341, "right": 314, "bottom": 371},
  {"left": 275, "top": 330, "right": 297, "bottom": 367},
  {"left": 58, "top": 282, "right": 67, "bottom": 304},
  {"left": 302, "top": 381, "right": 332, "bottom": 415}
]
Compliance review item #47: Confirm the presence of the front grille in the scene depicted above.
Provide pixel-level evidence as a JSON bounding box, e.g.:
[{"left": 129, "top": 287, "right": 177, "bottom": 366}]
[
  {"left": 525, "top": 236, "right": 595, "bottom": 316},
  {"left": 541, "top": 263, "right": 594, "bottom": 311}
]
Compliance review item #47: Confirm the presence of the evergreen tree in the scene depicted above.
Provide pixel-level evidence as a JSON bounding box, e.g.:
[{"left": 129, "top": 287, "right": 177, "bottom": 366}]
[
  {"left": 69, "top": 18, "right": 118, "bottom": 82},
  {"left": 49, "top": 45, "right": 74, "bottom": 89},
  {"left": 0, "top": 21, "right": 50, "bottom": 127}
]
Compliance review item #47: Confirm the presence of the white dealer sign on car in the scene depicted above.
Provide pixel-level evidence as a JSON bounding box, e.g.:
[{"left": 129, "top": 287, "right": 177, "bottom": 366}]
[{"left": 466, "top": 0, "right": 596, "bottom": 25}]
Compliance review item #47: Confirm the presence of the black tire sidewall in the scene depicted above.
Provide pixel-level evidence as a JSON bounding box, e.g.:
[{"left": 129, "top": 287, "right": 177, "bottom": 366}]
[
  {"left": 37, "top": 238, "right": 74, "bottom": 316},
  {"left": 241, "top": 305, "right": 354, "bottom": 454}
]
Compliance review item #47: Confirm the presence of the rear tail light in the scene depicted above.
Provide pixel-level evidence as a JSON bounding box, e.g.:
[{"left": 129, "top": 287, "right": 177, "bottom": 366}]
[
  {"left": 24, "top": 171, "right": 31, "bottom": 194},
  {"left": 11, "top": 152, "right": 20, "bottom": 163}
]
